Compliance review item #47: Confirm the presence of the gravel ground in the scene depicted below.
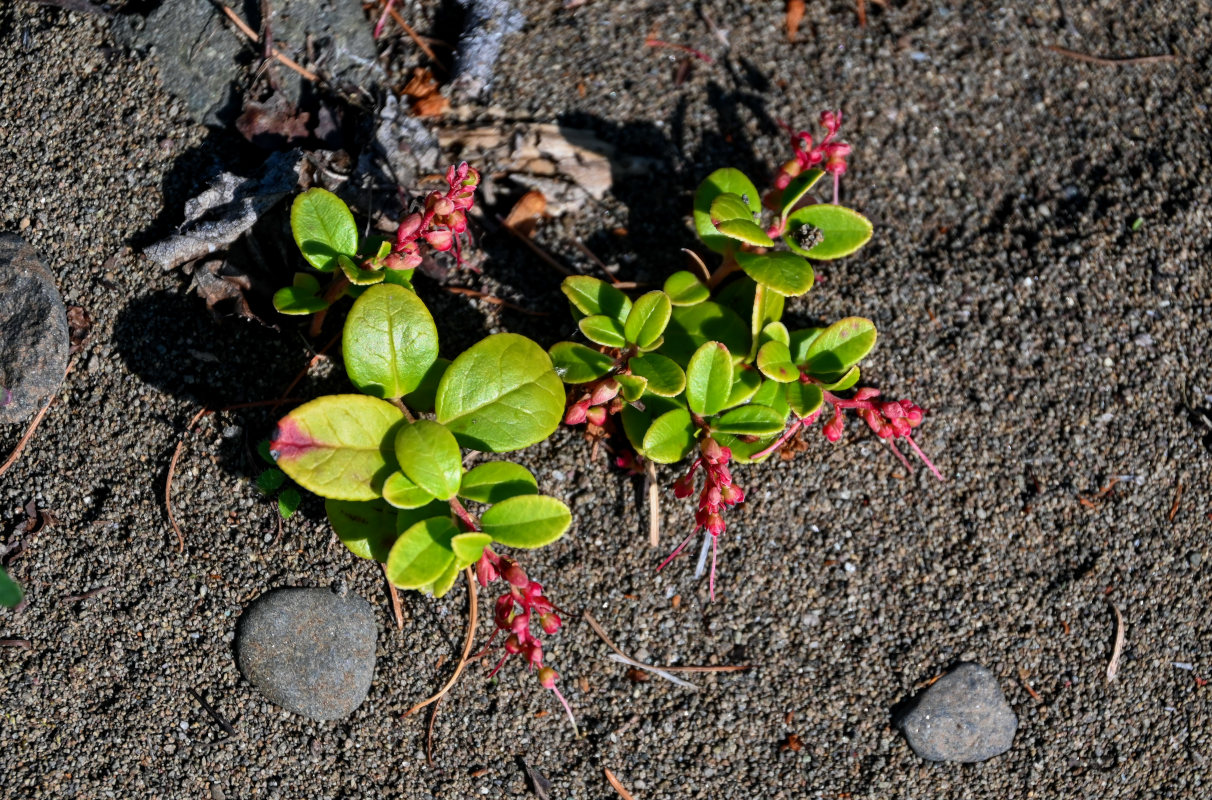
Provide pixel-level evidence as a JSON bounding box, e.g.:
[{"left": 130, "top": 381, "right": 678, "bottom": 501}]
[{"left": 2, "top": 1, "right": 1211, "bottom": 798}]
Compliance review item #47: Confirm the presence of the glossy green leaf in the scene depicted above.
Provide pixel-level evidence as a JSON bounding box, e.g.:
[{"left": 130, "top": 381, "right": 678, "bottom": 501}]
[
  {"left": 616, "top": 373, "right": 648, "bottom": 402},
  {"left": 386, "top": 517, "right": 458, "bottom": 589},
  {"left": 786, "top": 382, "right": 824, "bottom": 418},
  {"left": 550, "top": 342, "right": 615, "bottom": 384},
  {"left": 451, "top": 532, "right": 493, "bottom": 569},
  {"left": 561, "top": 276, "right": 632, "bottom": 321},
  {"left": 338, "top": 254, "right": 386, "bottom": 286},
  {"left": 820, "top": 365, "right": 861, "bottom": 392},
  {"left": 784, "top": 204, "right": 874, "bottom": 260},
  {"left": 382, "top": 471, "right": 436, "bottom": 509},
  {"left": 788, "top": 328, "right": 824, "bottom": 363},
  {"left": 662, "top": 302, "right": 750, "bottom": 366},
  {"left": 761, "top": 321, "right": 790, "bottom": 346},
  {"left": 427, "top": 561, "right": 460, "bottom": 598},
  {"left": 273, "top": 273, "right": 329, "bottom": 315},
  {"left": 778, "top": 169, "right": 825, "bottom": 219},
  {"left": 736, "top": 251, "right": 815, "bottom": 297},
  {"left": 712, "top": 404, "right": 786, "bottom": 436},
  {"left": 481, "top": 495, "right": 572, "bottom": 549},
  {"left": 277, "top": 488, "right": 301, "bottom": 519},
  {"left": 343, "top": 284, "right": 440, "bottom": 400},
  {"left": 380, "top": 267, "right": 415, "bottom": 289},
  {"left": 686, "top": 342, "right": 734, "bottom": 417},
  {"left": 291, "top": 188, "right": 358, "bottom": 272},
  {"left": 751, "top": 378, "right": 791, "bottom": 419},
  {"left": 716, "top": 218, "right": 774, "bottom": 247},
  {"left": 401, "top": 358, "right": 449, "bottom": 414},
  {"left": 801, "top": 317, "right": 877, "bottom": 377},
  {"left": 327, "top": 499, "right": 399, "bottom": 561},
  {"left": 435, "top": 333, "right": 565, "bottom": 453},
  {"left": 395, "top": 500, "right": 452, "bottom": 534},
  {"left": 748, "top": 283, "right": 785, "bottom": 360},
  {"left": 663, "top": 271, "right": 711, "bottom": 306},
  {"left": 694, "top": 168, "right": 761, "bottom": 253},
  {"left": 642, "top": 407, "right": 697, "bottom": 463},
  {"left": 709, "top": 192, "right": 755, "bottom": 223},
  {"left": 458, "top": 462, "right": 538, "bottom": 504},
  {"left": 394, "top": 420, "right": 463, "bottom": 501},
  {"left": 256, "top": 469, "right": 287, "bottom": 495},
  {"left": 0, "top": 566, "right": 22, "bottom": 608},
  {"left": 725, "top": 367, "right": 763, "bottom": 408},
  {"left": 624, "top": 291, "right": 672, "bottom": 349},
  {"left": 620, "top": 395, "right": 683, "bottom": 454},
  {"left": 270, "top": 395, "right": 402, "bottom": 501},
  {"left": 756, "top": 341, "right": 799, "bottom": 383},
  {"left": 578, "top": 315, "right": 627, "bottom": 348},
  {"left": 627, "top": 353, "right": 686, "bottom": 397}
]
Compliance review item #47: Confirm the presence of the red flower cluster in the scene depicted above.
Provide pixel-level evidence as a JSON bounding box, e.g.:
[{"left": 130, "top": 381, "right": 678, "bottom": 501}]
[
  {"left": 389, "top": 162, "right": 480, "bottom": 269},
  {"left": 659, "top": 437, "right": 745, "bottom": 599},
  {"left": 563, "top": 377, "right": 622, "bottom": 427},
  {"left": 774, "top": 110, "right": 851, "bottom": 205}
]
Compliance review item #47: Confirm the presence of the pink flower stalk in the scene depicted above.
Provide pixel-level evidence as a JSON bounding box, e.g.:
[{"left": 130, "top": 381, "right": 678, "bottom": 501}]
[
  {"left": 658, "top": 437, "right": 745, "bottom": 600},
  {"left": 390, "top": 162, "right": 481, "bottom": 269},
  {"left": 814, "top": 384, "right": 943, "bottom": 480},
  {"left": 774, "top": 110, "right": 851, "bottom": 205}
]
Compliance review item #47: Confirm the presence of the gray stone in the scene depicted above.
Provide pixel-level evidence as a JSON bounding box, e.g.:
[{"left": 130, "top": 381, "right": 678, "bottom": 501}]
[
  {"left": 236, "top": 587, "right": 377, "bottom": 721},
  {"left": 452, "top": 0, "right": 526, "bottom": 101},
  {"left": 896, "top": 663, "right": 1018, "bottom": 763},
  {"left": 0, "top": 235, "right": 68, "bottom": 425}
]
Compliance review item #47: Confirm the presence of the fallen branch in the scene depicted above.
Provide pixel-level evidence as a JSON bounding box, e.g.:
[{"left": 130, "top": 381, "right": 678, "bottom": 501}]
[
  {"left": 445, "top": 286, "right": 549, "bottom": 316},
  {"left": 645, "top": 460, "right": 660, "bottom": 547},
  {"left": 383, "top": 563, "right": 404, "bottom": 630}
]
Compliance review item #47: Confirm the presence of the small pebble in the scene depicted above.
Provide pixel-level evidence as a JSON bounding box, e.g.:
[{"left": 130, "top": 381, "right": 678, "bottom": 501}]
[{"left": 896, "top": 663, "right": 1018, "bottom": 763}]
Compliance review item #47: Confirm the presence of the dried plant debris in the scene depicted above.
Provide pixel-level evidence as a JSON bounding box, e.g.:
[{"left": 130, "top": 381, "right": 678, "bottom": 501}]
[
  {"left": 236, "top": 94, "right": 313, "bottom": 149},
  {"left": 66, "top": 305, "right": 93, "bottom": 355}
]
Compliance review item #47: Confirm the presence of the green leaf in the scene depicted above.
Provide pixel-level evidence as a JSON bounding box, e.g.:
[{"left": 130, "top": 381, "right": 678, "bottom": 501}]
[
  {"left": 381, "top": 471, "right": 436, "bottom": 509},
  {"left": 277, "top": 488, "right": 301, "bottom": 519},
  {"left": 709, "top": 192, "right": 755, "bottom": 223},
  {"left": 386, "top": 517, "right": 458, "bottom": 589},
  {"left": 291, "top": 188, "right": 358, "bottom": 272},
  {"left": 458, "top": 462, "right": 538, "bottom": 504},
  {"left": 641, "top": 407, "right": 697, "bottom": 463},
  {"left": 273, "top": 273, "right": 330, "bottom": 315},
  {"left": 715, "top": 218, "right": 774, "bottom": 247},
  {"left": 616, "top": 373, "right": 648, "bottom": 402},
  {"left": 327, "top": 499, "right": 400, "bottom": 561},
  {"left": 686, "top": 342, "right": 734, "bottom": 417},
  {"left": 761, "top": 321, "right": 790, "bottom": 347},
  {"left": 801, "top": 317, "right": 877, "bottom": 378},
  {"left": 820, "top": 365, "right": 861, "bottom": 392},
  {"left": 435, "top": 333, "right": 564, "bottom": 453},
  {"left": 271, "top": 395, "right": 402, "bottom": 501},
  {"left": 380, "top": 267, "right": 415, "bottom": 289},
  {"left": 736, "top": 251, "right": 815, "bottom": 297},
  {"left": 786, "top": 382, "right": 824, "bottom": 418},
  {"left": 751, "top": 378, "right": 790, "bottom": 419},
  {"left": 624, "top": 291, "right": 672, "bottom": 349},
  {"left": 396, "top": 500, "right": 452, "bottom": 534},
  {"left": 748, "top": 282, "right": 785, "bottom": 360},
  {"left": 778, "top": 169, "right": 825, "bottom": 219},
  {"left": 394, "top": 420, "right": 463, "bottom": 501},
  {"left": 784, "top": 204, "right": 874, "bottom": 260},
  {"left": 725, "top": 367, "right": 763, "bottom": 408},
  {"left": 694, "top": 168, "right": 761, "bottom": 253},
  {"left": 0, "top": 565, "right": 22, "bottom": 608},
  {"left": 620, "top": 394, "right": 683, "bottom": 454},
  {"left": 451, "top": 532, "right": 493, "bottom": 569},
  {"left": 481, "top": 495, "right": 572, "bottom": 549},
  {"left": 714, "top": 431, "right": 779, "bottom": 465},
  {"left": 662, "top": 302, "right": 750, "bottom": 366},
  {"left": 256, "top": 440, "right": 274, "bottom": 464},
  {"left": 549, "top": 341, "right": 615, "bottom": 384},
  {"left": 401, "top": 358, "right": 449, "bottom": 414},
  {"left": 788, "top": 328, "right": 824, "bottom": 363},
  {"left": 663, "top": 271, "right": 711, "bottom": 306},
  {"left": 712, "top": 404, "right": 786, "bottom": 436},
  {"left": 627, "top": 353, "right": 686, "bottom": 397},
  {"left": 338, "top": 254, "right": 386, "bottom": 286},
  {"left": 427, "top": 561, "right": 460, "bottom": 598},
  {"left": 561, "top": 276, "right": 632, "bottom": 321},
  {"left": 256, "top": 469, "right": 287, "bottom": 495},
  {"left": 343, "top": 284, "right": 440, "bottom": 400},
  {"left": 756, "top": 341, "right": 799, "bottom": 383},
  {"left": 578, "top": 315, "right": 627, "bottom": 348}
]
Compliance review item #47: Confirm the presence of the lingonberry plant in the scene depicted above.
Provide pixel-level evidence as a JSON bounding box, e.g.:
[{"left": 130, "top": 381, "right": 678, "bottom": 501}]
[
  {"left": 268, "top": 172, "right": 577, "bottom": 722},
  {"left": 550, "top": 112, "right": 941, "bottom": 599}
]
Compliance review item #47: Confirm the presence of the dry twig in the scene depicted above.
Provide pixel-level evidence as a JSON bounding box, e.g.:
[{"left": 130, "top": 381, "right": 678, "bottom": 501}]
[
  {"left": 1017, "top": 667, "right": 1043, "bottom": 704},
  {"left": 1045, "top": 44, "right": 1177, "bottom": 67},
  {"left": 215, "top": 2, "right": 321, "bottom": 83},
  {"left": 604, "top": 768, "right": 636, "bottom": 800},
  {"left": 404, "top": 568, "right": 478, "bottom": 717},
  {"left": 644, "top": 460, "right": 660, "bottom": 547},
  {"left": 382, "top": 563, "right": 404, "bottom": 630},
  {"left": 582, "top": 611, "right": 751, "bottom": 687},
  {"left": 0, "top": 358, "right": 74, "bottom": 478},
  {"left": 445, "top": 286, "right": 548, "bottom": 316},
  {"left": 1169, "top": 481, "right": 1183, "bottom": 522},
  {"left": 166, "top": 408, "right": 211, "bottom": 553},
  {"left": 1106, "top": 602, "right": 1125, "bottom": 682}
]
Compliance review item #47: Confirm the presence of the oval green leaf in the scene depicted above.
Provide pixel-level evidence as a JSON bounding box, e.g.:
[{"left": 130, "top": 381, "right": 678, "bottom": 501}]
[
  {"left": 715, "top": 218, "right": 774, "bottom": 247},
  {"left": 801, "top": 317, "right": 877, "bottom": 377},
  {"left": 327, "top": 499, "right": 399, "bottom": 561},
  {"left": 291, "top": 188, "right": 358, "bottom": 272},
  {"left": 736, "top": 251, "right": 815, "bottom": 297},
  {"left": 709, "top": 192, "right": 754, "bottom": 223},
  {"left": 820, "top": 365, "right": 861, "bottom": 392},
  {"left": 338, "top": 254, "right": 386, "bottom": 286},
  {"left": 451, "top": 532, "right": 493, "bottom": 570},
  {"left": 273, "top": 273, "right": 329, "bottom": 315},
  {"left": 616, "top": 373, "right": 648, "bottom": 402},
  {"left": 624, "top": 291, "right": 672, "bottom": 349},
  {"left": 386, "top": 517, "right": 458, "bottom": 589},
  {"left": 427, "top": 561, "right": 460, "bottom": 598},
  {"left": 561, "top": 276, "right": 632, "bottom": 321},
  {"left": 786, "top": 382, "right": 824, "bottom": 418},
  {"left": 751, "top": 378, "right": 791, "bottom": 419},
  {"left": 712, "top": 404, "right": 787, "bottom": 436},
  {"left": 761, "top": 321, "right": 790, "bottom": 346},
  {"left": 694, "top": 168, "right": 761, "bottom": 253},
  {"left": 458, "top": 462, "right": 538, "bottom": 504},
  {"left": 550, "top": 341, "right": 615, "bottom": 384},
  {"left": 620, "top": 394, "right": 683, "bottom": 454},
  {"left": 627, "top": 353, "right": 686, "bottom": 397},
  {"left": 642, "top": 407, "right": 697, "bottom": 463},
  {"left": 481, "top": 495, "right": 572, "bottom": 549},
  {"left": 725, "top": 367, "right": 763, "bottom": 408},
  {"left": 789, "top": 328, "right": 824, "bottom": 363},
  {"left": 382, "top": 471, "right": 436, "bottom": 509},
  {"left": 778, "top": 168, "right": 825, "bottom": 219},
  {"left": 343, "top": 284, "right": 440, "bottom": 400},
  {"left": 578, "top": 314, "right": 627, "bottom": 348},
  {"left": 663, "top": 270, "right": 711, "bottom": 306},
  {"left": 784, "top": 204, "right": 874, "bottom": 260},
  {"left": 435, "top": 333, "right": 565, "bottom": 453},
  {"left": 756, "top": 341, "right": 799, "bottom": 383},
  {"left": 270, "top": 395, "right": 402, "bottom": 501},
  {"left": 686, "top": 341, "right": 734, "bottom": 417},
  {"left": 401, "top": 357, "right": 449, "bottom": 414},
  {"left": 662, "top": 302, "right": 750, "bottom": 366},
  {"left": 393, "top": 420, "right": 462, "bottom": 501}
]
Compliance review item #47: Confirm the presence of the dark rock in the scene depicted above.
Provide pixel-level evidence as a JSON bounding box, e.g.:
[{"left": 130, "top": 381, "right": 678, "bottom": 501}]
[
  {"left": 236, "top": 587, "right": 377, "bottom": 721},
  {"left": 896, "top": 663, "right": 1018, "bottom": 763},
  {"left": 0, "top": 235, "right": 68, "bottom": 425}
]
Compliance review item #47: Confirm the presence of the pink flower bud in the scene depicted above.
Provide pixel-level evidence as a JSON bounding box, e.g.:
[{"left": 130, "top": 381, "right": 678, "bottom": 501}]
[
  {"left": 881, "top": 401, "right": 906, "bottom": 419},
  {"left": 432, "top": 196, "right": 455, "bottom": 216},
  {"left": 902, "top": 401, "right": 924, "bottom": 426},
  {"left": 502, "top": 561, "right": 529, "bottom": 589},
  {"left": 673, "top": 472, "right": 696, "bottom": 499},
  {"left": 720, "top": 483, "right": 744, "bottom": 505},
  {"left": 460, "top": 165, "right": 480, "bottom": 187},
  {"left": 564, "top": 401, "right": 589, "bottom": 426},
  {"left": 423, "top": 228, "right": 454, "bottom": 251},
  {"left": 539, "top": 612, "right": 562, "bottom": 634},
  {"left": 702, "top": 485, "right": 722, "bottom": 510},
  {"left": 524, "top": 581, "right": 544, "bottom": 602},
  {"left": 510, "top": 612, "right": 530, "bottom": 637},
  {"left": 396, "top": 213, "right": 424, "bottom": 245},
  {"left": 590, "top": 379, "right": 620, "bottom": 406},
  {"left": 700, "top": 438, "right": 724, "bottom": 464},
  {"left": 477, "top": 555, "right": 499, "bottom": 587},
  {"left": 523, "top": 641, "right": 543, "bottom": 669},
  {"left": 585, "top": 405, "right": 607, "bottom": 427},
  {"left": 823, "top": 410, "right": 844, "bottom": 442},
  {"left": 494, "top": 594, "right": 514, "bottom": 629},
  {"left": 853, "top": 387, "right": 881, "bottom": 402},
  {"left": 704, "top": 513, "right": 725, "bottom": 536},
  {"left": 889, "top": 417, "right": 912, "bottom": 438},
  {"left": 504, "top": 633, "right": 523, "bottom": 655},
  {"left": 538, "top": 666, "right": 558, "bottom": 689},
  {"left": 820, "top": 110, "right": 842, "bottom": 135}
]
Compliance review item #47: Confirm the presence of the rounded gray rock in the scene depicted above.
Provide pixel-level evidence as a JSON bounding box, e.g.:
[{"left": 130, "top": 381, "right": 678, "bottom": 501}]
[
  {"left": 0, "top": 234, "right": 68, "bottom": 425},
  {"left": 236, "top": 587, "right": 377, "bottom": 721},
  {"left": 896, "top": 662, "right": 1018, "bottom": 763}
]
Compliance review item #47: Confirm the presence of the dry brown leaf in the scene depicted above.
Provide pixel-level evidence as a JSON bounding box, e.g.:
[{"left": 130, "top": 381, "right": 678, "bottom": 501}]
[
  {"left": 502, "top": 190, "right": 547, "bottom": 237},
  {"left": 411, "top": 94, "right": 450, "bottom": 117},
  {"left": 403, "top": 67, "right": 449, "bottom": 117},
  {"left": 786, "top": 0, "right": 806, "bottom": 42}
]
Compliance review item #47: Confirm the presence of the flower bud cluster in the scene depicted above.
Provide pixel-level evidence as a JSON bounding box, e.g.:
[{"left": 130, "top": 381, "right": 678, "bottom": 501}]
[
  {"left": 773, "top": 110, "right": 851, "bottom": 206},
  {"left": 476, "top": 549, "right": 562, "bottom": 682},
  {"left": 387, "top": 162, "right": 481, "bottom": 270},
  {"left": 816, "top": 386, "right": 941, "bottom": 480},
  {"left": 563, "top": 378, "right": 623, "bottom": 427}
]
